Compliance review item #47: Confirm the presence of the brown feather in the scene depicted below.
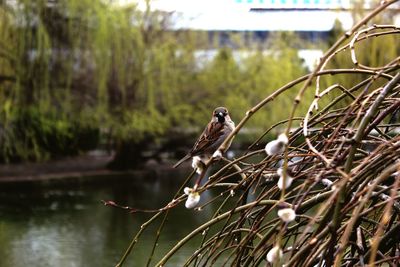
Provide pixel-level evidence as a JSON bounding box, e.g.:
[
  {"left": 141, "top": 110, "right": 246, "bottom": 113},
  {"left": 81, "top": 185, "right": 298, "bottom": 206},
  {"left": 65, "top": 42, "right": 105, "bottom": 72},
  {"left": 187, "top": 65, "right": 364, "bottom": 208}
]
[{"left": 190, "top": 121, "right": 224, "bottom": 156}]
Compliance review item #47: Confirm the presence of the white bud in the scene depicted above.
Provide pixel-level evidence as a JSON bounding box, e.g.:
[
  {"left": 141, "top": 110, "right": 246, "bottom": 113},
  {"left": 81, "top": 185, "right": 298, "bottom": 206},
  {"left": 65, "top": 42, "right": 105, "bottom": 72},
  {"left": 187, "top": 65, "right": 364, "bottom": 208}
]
[
  {"left": 191, "top": 156, "right": 204, "bottom": 175},
  {"left": 267, "top": 245, "right": 283, "bottom": 263},
  {"left": 265, "top": 134, "right": 288, "bottom": 156},
  {"left": 191, "top": 156, "right": 201, "bottom": 169},
  {"left": 185, "top": 192, "right": 200, "bottom": 209},
  {"left": 278, "top": 207, "right": 296, "bottom": 223},
  {"left": 212, "top": 150, "right": 222, "bottom": 159},
  {"left": 379, "top": 193, "right": 390, "bottom": 201},
  {"left": 277, "top": 133, "right": 289, "bottom": 145},
  {"left": 230, "top": 190, "right": 235, "bottom": 197},
  {"left": 227, "top": 150, "right": 235, "bottom": 159},
  {"left": 265, "top": 140, "right": 284, "bottom": 155},
  {"left": 184, "top": 187, "right": 192, "bottom": 195},
  {"left": 277, "top": 168, "right": 293, "bottom": 190},
  {"left": 263, "top": 172, "right": 275, "bottom": 182},
  {"left": 321, "top": 178, "right": 333, "bottom": 187}
]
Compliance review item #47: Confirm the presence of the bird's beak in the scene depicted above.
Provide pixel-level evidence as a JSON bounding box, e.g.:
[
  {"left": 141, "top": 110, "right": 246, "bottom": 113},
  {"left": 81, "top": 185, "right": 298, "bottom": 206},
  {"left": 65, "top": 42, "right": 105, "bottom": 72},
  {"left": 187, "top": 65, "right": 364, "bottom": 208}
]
[{"left": 218, "top": 112, "right": 223, "bottom": 117}]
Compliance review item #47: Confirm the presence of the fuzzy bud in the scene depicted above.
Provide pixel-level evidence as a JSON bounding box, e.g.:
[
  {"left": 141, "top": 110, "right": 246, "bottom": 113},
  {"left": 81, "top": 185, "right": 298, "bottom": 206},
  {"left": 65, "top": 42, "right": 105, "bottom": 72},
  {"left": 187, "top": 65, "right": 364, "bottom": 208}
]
[
  {"left": 191, "top": 156, "right": 204, "bottom": 175},
  {"left": 277, "top": 133, "right": 289, "bottom": 144},
  {"left": 267, "top": 245, "right": 283, "bottom": 263},
  {"left": 184, "top": 187, "right": 200, "bottom": 209},
  {"left": 321, "top": 178, "right": 333, "bottom": 187},
  {"left": 277, "top": 168, "right": 294, "bottom": 190},
  {"left": 212, "top": 150, "right": 222, "bottom": 160},
  {"left": 278, "top": 207, "right": 296, "bottom": 223},
  {"left": 265, "top": 133, "right": 289, "bottom": 156}
]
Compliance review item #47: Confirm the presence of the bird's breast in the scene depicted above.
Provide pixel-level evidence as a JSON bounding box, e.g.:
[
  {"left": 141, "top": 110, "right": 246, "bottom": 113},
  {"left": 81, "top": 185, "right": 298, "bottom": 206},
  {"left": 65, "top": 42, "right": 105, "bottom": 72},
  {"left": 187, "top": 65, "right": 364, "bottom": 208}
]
[{"left": 225, "top": 120, "right": 235, "bottom": 131}]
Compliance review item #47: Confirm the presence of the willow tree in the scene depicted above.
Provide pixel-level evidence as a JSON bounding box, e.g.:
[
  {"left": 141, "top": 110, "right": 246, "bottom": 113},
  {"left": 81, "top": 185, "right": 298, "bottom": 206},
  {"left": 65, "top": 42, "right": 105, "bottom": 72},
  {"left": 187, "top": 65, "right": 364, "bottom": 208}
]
[{"left": 0, "top": 0, "right": 197, "bottom": 164}]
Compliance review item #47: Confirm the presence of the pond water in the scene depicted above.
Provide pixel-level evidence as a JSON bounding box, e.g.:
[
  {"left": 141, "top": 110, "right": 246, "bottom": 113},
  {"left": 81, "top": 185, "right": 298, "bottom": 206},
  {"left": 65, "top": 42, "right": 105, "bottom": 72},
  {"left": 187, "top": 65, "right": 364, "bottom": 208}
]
[{"left": 0, "top": 169, "right": 216, "bottom": 267}]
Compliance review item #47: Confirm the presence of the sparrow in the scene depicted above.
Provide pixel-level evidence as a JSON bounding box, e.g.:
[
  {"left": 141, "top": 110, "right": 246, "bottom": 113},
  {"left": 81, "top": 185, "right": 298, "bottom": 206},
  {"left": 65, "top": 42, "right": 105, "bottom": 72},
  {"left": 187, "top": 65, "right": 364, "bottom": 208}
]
[{"left": 173, "top": 107, "right": 235, "bottom": 168}]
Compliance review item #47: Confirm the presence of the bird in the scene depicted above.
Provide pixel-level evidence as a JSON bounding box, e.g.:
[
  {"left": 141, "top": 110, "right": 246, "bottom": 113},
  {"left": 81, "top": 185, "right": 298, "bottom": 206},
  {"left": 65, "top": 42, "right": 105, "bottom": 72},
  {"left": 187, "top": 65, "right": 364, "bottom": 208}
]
[{"left": 173, "top": 107, "right": 235, "bottom": 168}]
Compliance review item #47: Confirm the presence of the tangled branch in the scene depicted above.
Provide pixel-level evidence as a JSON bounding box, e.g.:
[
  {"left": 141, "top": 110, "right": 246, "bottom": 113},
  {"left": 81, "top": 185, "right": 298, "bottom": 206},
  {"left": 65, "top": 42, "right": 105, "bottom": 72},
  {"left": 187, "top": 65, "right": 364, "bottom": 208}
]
[{"left": 115, "top": 2, "right": 400, "bottom": 267}]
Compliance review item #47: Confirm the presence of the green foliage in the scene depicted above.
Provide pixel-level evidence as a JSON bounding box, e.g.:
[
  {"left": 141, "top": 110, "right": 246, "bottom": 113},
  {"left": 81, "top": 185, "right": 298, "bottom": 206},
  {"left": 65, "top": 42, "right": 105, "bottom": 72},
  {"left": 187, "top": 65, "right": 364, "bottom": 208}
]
[
  {"left": 1, "top": 108, "right": 99, "bottom": 161},
  {"left": 11, "top": 1, "right": 398, "bottom": 162},
  {"left": 321, "top": 17, "right": 400, "bottom": 104},
  {"left": 191, "top": 33, "right": 309, "bottom": 136},
  {"left": 0, "top": 0, "right": 312, "bottom": 161}
]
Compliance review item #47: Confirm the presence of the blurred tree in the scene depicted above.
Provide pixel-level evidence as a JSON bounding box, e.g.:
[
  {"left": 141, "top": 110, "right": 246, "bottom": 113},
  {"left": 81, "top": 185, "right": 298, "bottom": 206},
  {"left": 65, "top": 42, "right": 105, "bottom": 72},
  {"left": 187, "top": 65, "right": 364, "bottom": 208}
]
[
  {"left": 321, "top": 11, "right": 400, "bottom": 108},
  {"left": 195, "top": 32, "right": 308, "bottom": 140},
  {"left": 0, "top": 0, "right": 190, "bottom": 164},
  {"left": 0, "top": 0, "right": 309, "bottom": 167}
]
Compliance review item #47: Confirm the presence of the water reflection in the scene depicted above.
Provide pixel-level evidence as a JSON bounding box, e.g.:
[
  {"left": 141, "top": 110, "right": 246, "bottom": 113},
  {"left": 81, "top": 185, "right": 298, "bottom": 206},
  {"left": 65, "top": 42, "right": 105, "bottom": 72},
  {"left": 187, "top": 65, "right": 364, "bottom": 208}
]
[{"left": 0, "top": 170, "right": 214, "bottom": 267}]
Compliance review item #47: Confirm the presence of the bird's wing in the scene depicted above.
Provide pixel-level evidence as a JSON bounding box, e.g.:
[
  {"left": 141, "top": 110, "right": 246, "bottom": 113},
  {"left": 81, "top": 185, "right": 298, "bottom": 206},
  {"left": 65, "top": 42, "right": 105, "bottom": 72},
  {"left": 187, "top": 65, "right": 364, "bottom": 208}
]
[{"left": 190, "top": 121, "right": 224, "bottom": 156}]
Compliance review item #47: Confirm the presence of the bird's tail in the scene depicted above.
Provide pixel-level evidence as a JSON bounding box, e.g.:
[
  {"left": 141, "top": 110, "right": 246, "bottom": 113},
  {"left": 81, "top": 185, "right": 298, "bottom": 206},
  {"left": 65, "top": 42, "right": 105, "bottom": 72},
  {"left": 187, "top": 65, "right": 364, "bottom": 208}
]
[{"left": 173, "top": 154, "right": 191, "bottom": 168}]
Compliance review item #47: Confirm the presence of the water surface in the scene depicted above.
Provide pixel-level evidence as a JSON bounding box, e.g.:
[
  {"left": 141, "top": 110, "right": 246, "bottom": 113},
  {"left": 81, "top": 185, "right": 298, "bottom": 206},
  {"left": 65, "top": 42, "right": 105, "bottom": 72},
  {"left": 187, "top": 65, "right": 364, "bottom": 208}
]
[{"left": 0, "top": 170, "right": 214, "bottom": 267}]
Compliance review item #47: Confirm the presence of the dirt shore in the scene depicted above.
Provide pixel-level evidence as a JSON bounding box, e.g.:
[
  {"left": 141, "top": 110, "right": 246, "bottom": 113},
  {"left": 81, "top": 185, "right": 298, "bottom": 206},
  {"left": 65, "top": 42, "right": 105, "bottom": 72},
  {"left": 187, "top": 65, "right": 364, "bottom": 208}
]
[{"left": 0, "top": 154, "right": 118, "bottom": 183}]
